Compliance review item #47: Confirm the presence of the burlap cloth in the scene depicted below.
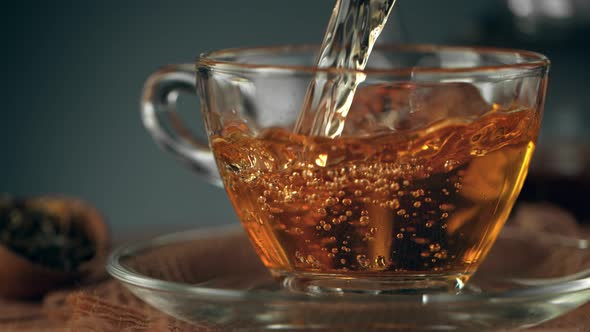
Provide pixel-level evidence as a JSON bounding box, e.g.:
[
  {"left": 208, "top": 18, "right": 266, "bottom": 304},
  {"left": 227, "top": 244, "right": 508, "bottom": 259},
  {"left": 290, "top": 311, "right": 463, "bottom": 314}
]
[{"left": 1, "top": 204, "right": 589, "bottom": 332}]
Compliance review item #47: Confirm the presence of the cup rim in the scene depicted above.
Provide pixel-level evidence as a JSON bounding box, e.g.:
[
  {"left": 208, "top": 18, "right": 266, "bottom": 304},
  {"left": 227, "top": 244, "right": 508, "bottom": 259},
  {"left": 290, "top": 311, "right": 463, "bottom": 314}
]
[{"left": 197, "top": 44, "right": 550, "bottom": 76}]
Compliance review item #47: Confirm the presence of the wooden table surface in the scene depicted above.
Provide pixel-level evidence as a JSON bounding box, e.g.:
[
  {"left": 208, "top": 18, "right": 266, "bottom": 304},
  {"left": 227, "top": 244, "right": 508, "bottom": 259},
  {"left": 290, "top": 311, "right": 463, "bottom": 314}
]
[{"left": 1, "top": 223, "right": 589, "bottom": 331}]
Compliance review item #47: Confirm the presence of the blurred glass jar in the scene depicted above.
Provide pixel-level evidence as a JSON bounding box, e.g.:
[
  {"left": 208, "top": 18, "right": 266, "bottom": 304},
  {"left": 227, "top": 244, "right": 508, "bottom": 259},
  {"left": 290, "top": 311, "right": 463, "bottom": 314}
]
[{"left": 506, "top": 0, "right": 590, "bottom": 37}]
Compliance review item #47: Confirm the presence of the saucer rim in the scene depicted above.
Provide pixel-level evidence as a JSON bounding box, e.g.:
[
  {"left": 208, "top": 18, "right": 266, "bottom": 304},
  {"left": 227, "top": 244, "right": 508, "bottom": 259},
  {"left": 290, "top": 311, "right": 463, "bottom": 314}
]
[{"left": 106, "top": 224, "right": 590, "bottom": 305}]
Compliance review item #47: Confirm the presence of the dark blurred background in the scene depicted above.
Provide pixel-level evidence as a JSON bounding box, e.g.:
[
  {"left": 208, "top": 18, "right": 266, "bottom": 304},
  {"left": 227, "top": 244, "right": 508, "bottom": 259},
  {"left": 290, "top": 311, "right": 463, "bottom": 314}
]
[{"left": 2, "top": 0, "right": 588, "bottom": 240}]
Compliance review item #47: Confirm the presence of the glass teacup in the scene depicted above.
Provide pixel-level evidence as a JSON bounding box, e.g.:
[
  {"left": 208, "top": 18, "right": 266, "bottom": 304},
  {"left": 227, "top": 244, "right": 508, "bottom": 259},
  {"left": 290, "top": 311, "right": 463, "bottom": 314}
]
[{"left": 141, "top": 45, "right": 549, "bottom": 293}]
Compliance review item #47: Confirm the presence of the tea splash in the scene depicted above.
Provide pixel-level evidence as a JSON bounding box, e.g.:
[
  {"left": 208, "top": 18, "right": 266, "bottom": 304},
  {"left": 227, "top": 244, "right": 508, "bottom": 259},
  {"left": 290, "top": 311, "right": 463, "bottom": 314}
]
[{"left": 294, "top": 0, "right": 398, "bottom": 138}]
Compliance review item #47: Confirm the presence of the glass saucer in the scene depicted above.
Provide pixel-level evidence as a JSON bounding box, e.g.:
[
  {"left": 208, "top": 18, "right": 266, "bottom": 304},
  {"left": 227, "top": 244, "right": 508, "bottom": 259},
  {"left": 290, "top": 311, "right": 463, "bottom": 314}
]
[{"left": 107, "top": 225, "right": 590, "bottom": 331}]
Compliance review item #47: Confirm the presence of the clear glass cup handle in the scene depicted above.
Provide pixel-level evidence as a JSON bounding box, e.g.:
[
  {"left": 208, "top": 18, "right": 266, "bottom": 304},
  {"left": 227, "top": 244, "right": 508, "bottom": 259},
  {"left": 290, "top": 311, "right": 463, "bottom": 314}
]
[{"left": 141, "top": 64, "right": 222, "bottom": 187}]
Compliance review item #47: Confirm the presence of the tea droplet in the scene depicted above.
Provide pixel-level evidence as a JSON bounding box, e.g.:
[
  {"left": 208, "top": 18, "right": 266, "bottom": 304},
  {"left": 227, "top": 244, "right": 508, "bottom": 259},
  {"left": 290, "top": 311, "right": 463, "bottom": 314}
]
[
  {"left": 360, "top": 216, "right": 370, "bottom": 225},
  {"left": 434, "top": 250, "right": 448, "bottom": 259},
  {"left": 444, "top": 159, "right": 460, "bottom": 171},
  {"left": 412, "top": 189, "right": 425, "bottom": 198},
  {"left": 325, "top": 197, "right": 338, "bottom": 206},
  {"left": 471, "top": 149, "right": 487, "bottom": 157},
  {"left": 387, "top": 199, "right": 400, "bottom": 209},
  {"left": 315, "top": 153, "right": 328, "bottom": 167},
  {"left": 356, "top": 255, "right": 370, "bottom": 268},
  {"left": 307, "top": 255, "right": 319, "bottom": 266},
  {"left": 295, "top": 251, "right": 305, "bottom": 263},
  {"left": 375, "top": 255, "right": 388, "bottom": 268}
]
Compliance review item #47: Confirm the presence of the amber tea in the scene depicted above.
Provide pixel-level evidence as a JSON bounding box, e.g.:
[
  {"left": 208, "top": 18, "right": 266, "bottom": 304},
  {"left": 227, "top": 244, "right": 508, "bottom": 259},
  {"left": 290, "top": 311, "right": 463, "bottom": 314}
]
[{"left": 213, "top": 83, "right": 540, "bottom": 290}]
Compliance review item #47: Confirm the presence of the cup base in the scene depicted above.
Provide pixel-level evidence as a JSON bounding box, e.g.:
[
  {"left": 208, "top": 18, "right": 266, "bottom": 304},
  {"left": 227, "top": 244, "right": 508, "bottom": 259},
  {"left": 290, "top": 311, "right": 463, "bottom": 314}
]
[{"left": 275, "top": 271, "right": 470, "bottom": 295}]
